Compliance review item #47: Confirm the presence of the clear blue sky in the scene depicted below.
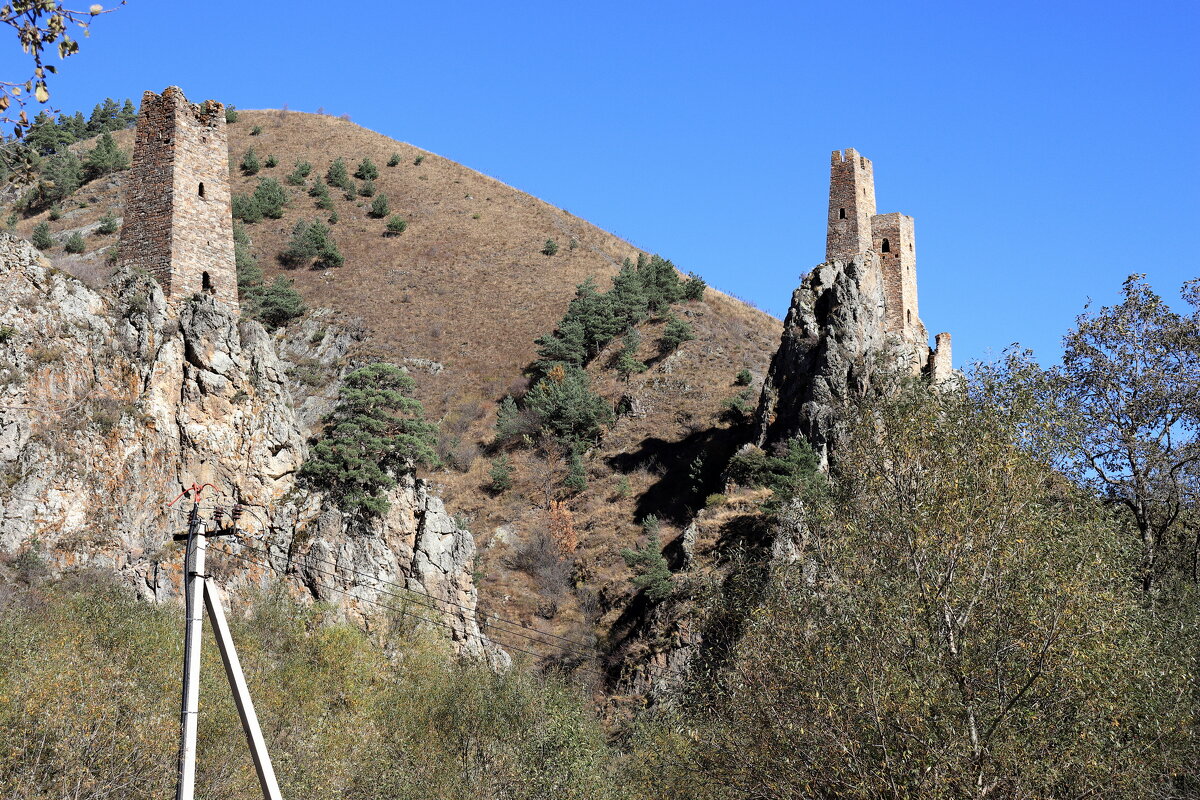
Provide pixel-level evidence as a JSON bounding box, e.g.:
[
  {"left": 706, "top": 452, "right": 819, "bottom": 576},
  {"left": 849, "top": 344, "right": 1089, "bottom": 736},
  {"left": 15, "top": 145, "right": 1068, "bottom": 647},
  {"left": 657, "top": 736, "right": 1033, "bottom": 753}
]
[{"left": 5, "top": 0, "right": 1196, "bottom": 365}]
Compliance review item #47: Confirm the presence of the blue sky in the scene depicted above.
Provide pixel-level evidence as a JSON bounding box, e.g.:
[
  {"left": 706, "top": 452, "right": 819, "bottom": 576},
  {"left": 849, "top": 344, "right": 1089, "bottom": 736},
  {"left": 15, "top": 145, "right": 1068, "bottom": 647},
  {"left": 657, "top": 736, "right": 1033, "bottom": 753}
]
[{"left": 4, "top": 0, "right": 1196, "bottom": 365}]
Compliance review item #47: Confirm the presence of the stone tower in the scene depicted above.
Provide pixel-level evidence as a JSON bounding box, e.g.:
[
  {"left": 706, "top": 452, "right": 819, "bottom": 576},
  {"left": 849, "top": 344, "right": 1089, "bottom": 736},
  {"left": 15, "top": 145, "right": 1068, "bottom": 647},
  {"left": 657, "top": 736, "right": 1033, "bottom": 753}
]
[
  {"left": 870, "top": 212, "right": 921, "bottom": 342},
  {"left": 825, "top": 148, "right": 876, "bottom": 262},
  {"left": 119, "top": 86, "right": 238, "bottom": 310}
]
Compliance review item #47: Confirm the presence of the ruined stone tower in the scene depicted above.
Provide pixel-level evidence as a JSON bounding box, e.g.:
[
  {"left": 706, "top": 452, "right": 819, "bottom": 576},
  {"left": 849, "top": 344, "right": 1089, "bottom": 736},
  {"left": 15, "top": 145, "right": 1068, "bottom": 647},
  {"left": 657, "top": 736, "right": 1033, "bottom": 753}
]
[
  {"left": 824, "top": 147, "right": 943, "bottom": 367},
  {"left": 119, "top": 87, "right": 238, "bottom": 310}
]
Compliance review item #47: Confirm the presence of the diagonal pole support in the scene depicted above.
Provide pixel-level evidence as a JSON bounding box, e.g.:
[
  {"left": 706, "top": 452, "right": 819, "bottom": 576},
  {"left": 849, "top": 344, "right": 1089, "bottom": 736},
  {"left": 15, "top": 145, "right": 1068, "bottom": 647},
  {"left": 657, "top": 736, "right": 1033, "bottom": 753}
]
[{"left": 204, "top": 579, "right": 284, "bottom": 800}]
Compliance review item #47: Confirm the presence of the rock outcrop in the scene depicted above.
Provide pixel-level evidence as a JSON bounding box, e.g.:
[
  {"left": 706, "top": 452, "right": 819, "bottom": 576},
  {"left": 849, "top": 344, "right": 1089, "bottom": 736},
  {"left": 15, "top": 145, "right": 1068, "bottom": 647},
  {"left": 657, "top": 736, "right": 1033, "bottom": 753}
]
[{"left": 0, "top": 233, "right": 503, "bottom": 665}]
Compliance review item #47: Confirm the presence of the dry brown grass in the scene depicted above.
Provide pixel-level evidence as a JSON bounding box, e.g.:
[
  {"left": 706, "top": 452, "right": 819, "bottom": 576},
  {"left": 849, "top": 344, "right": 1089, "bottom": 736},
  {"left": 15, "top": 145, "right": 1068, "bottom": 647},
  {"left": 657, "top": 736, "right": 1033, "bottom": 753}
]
[{"left": 4, "top": 108, "right": 786, "bottom": 664}]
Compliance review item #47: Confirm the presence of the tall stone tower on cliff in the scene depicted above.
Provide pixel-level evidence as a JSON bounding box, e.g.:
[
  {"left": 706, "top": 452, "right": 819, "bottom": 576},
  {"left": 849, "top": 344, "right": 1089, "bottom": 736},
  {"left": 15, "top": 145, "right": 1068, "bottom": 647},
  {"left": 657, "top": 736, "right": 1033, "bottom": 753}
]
[
  {"left": 825, "top": 147, "right": 946, "bottom": 369},
  {"left": 119, "top": 86, "right": 238, "bottom": 310}
]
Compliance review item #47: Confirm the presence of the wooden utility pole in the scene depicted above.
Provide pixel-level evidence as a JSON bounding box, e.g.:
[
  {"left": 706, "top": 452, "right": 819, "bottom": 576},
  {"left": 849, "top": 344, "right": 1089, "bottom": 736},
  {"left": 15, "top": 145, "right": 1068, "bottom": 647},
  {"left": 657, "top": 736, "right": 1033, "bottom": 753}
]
[{"left": 171, "top": 484, "right": 282, "bottom": 800}]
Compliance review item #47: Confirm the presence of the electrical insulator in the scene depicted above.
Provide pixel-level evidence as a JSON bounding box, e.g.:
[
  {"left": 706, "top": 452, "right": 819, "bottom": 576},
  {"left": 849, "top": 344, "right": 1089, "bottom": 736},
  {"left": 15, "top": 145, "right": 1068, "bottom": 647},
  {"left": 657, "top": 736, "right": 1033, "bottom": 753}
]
[
  {"left": 212, "top": 507, "right": 225, "bottom": 525},
  {"left": 231, "top": 503, "right": 244, "bottom": 523}
]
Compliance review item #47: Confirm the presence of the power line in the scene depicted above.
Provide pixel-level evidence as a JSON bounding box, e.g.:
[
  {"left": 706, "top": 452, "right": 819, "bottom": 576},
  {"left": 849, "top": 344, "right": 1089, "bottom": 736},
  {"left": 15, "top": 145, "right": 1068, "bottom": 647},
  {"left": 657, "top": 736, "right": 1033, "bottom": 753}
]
[
  {"left": 228, "top": 541, "right": 601, "bottom": 665},
  {"left": 217, "top": 545, "right": 608, "bottom": 679},
  {"left": 234, "top": 538, "right": 599, "bottom": 653}
]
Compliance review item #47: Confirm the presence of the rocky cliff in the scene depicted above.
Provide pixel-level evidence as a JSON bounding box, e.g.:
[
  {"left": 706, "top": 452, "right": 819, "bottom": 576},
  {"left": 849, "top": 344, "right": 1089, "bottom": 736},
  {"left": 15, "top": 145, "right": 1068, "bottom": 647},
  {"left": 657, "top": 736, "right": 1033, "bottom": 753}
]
[
  {"left": 0, "top": 233, "right": 505, "bottom": 666},
  {"left": 753, "top": 254, "right": 950, "bottom": 467}
]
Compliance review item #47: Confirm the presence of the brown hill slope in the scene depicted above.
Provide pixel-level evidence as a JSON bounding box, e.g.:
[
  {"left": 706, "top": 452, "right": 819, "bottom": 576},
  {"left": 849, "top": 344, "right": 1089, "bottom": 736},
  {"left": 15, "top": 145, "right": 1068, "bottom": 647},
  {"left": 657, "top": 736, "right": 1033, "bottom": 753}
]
[{"left": 6, "top": 108, "right": 783, "bottom": 673}]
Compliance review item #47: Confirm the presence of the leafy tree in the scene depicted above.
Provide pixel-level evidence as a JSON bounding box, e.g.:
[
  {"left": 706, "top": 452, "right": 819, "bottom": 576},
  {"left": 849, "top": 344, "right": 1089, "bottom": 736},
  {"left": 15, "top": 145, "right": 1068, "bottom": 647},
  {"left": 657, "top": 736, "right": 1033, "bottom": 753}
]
[
  {"left": 542, "top": 238, "right": 559, "bottom": 256},
  {"left": 280, "top": 219, "right": 344, "bottom": 269},
  {"left": 301, "top": 363, "right": 438, "bottom": 516},
  {"left": 252, "top": 176, "right": 287, "bottom": 219},
  {"left": 975, "top": 274, "right": 1200, "bottom": 595},
  {"left": 31, "top": 220, "right": 52, "bottom": 250},
  {"left": 240, "top": 147, "right": 260, "bottom": 175},
  {"left": 385, "top": 215, "right": 407, "bottom": 235},
  {"left": 326, "top": 157, "right": 352, "bottom": 190},
  {"left": 96, "top": 210, "right": 118, "bottom": 235},
  {"left": 256, "top": 276, "right": 306, "bottom": 330},
  {"left": 656, "top": 383, "right": 1195, "bottom": 799},
  {"left": 369, "top": 193, "right": 389, "bottom": 218},
  {"left": 81, "top": 131, "right": 128, "bottom": 180},
  {"left": 354, "top": 157, "right": 378, "bottom": 180},
  {"left": 621, "top": 519, "right": 673, "bottom": 601},
  {"left": 659, "top": 314, "right": 694, "bottom": 352},
  {"left": 387, "top": 152, "right": 400, "bottom": 167},
  {"left": 62, "top": 229, "right": 84, "bottom": 253}
]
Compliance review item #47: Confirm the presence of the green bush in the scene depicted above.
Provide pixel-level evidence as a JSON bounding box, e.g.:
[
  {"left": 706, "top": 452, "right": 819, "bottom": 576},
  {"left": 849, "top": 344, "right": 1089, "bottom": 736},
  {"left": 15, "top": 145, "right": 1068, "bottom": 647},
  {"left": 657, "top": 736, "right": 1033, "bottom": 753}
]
[
  {"left": 256, "top": 276, "right": 306, "bottom": 330},
  {"left": 240, "top": 147, "right": 261, "bottom": 175},
  {"left": 659, "top": 315, "right": 694, "bottom": 352},
  {"left": 621, "top": 520, "right": 673, "bottom": 601},
  {"left": 387, "top": 152, "right": 400, "bottom": 167},
  {"left": 0, "top": 324, "right": 16, "bottom": 342},
  {"left": 682, "top": 271, "right": 707, "bottom": 301},
  {"left": 726, "top": 439, "right": 819, "bottom": 498},
  {"left": 252, "top": 177, "right": 288, "bottom": 219},
  {"left": 328, "top": 211, "right": 339, "bottom": 225},
  {"left": 286, "top": 160, "right": 312, "bottom": 185},
  {"left": 82, "top": 132, "right": 129, "bottom": 180},
  {"left": 522, "top": 365, "right": 613, "bottom": 449},
  {"left": 734, "top": 368, "right": 753, "bottom": 386},
  {"left": 487, "top": 454, "right": 513, "bottom": 493},
  {"left": 542, "top": 238, "right": 559, "bottom": 256},
  {"left": 31, "top": 221, "right": 52, "bottom": 250},
  {"left": 264, "top": 154, "right": 278, "bottom": 168},
  {"left": 413, "top": 154, "right": 425, "bottom": 166},
  {"left": 565, "top": 451, "right": 588, "bottom": 493},
  {"left": 614, "top": 329, "right": 647, "bottom": 378},
  {"left": 250, "top": 124, "right": 262, "bottom": 136},
  {"left": 47, "top": 205, "right": 61, "bottom": 221},
  {"left": 354, "top": 158, "right": 378, "bottom": 180},
  {"left": 231, "top": 194, "right": 263, "bottom": 223},
  {"left": 280, "top": 219, "right": 344, "bottom": 269},
  {"left": 224, "top": 105, "right": 238, "bottom": 123},
  {"left": 369, "top": 193, "right": 389, "bottom": 218},
  {"left": 309, "top": 179, "right": 334, "bottom": 211},
  {"left": 358, "top": 179, "right": 376, "bottom": 197},
  {"left": 326, "top": 158, "right": 353, "bottom": 190},
  {"left": 300, "top": 363, "right": 438, "bottom": 516},
  {"left": 63, "top": 230, "right": 85, "bottom": 253},
  {"left": 385, "top": 215, "right": 407, "bottom": 235},
  {"left": 97, "top": 210, "right": 119, "bottom": 235}
]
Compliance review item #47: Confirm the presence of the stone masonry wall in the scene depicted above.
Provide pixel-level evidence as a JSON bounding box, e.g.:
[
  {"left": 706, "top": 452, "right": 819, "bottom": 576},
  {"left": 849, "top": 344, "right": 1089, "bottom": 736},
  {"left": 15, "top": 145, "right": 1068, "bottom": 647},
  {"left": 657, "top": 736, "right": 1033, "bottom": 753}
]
[
  {"left": 825, "top": 148, "right": 876, "bottom": 262},
  {"left": 870, "top": 211, "right": 920, "bottom": 342},
  {"left": 119, "top": 87, "right": 238, "bottom": 310}
]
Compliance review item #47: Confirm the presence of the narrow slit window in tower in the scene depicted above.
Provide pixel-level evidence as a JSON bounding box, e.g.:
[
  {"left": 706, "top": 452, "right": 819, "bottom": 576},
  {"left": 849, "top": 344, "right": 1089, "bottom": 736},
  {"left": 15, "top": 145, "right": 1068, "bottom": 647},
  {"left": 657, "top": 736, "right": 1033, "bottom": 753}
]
[
  {"left": 202, "top": 271, "right": 213, "bottom": 294},
  {"left": 881, "top": 238, "right": 890, "bottom": 253},
  {"left": 198, "top": 182, "right": 205, "bottom": 198},
  {"left": 907, "top": 310, "right": 912, "bottom": 324},
  {"left": 838, "top": 208, "right": 846, "bottom": 219}
]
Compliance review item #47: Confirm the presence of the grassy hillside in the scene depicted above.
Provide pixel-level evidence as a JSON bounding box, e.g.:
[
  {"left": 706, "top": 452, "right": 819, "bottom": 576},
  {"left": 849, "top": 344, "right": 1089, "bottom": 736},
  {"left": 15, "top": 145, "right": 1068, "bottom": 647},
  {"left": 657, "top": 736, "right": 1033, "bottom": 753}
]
[{"left": 4, "top": 108, "right": 783, "bottom": 672}]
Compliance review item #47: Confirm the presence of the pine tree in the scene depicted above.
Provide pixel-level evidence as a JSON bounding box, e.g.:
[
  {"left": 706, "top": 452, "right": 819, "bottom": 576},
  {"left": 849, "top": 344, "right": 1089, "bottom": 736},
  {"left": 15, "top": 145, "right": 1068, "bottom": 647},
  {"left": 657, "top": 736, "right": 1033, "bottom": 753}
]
[
  {"left": 82, "top": 133, "right": 129, "bottom": 181},
  {"left": 231, "top": 194, "right": 263, "bottom": 223},
  {"left": 621, "top": 520, "right": 673, "bottom": 601},
  {"left": 542, "top": 238, "right": 559, "bottom": 256},
  {"left": 240, "top": 147, "right": 260, "bottom": 176},
  {"left": 280, "top": 219, "right": 344, "bottom": 269},
  {"left": 252, "top": 177, "right": 287, "bottom": 219},
  {"left": 488, "top": 455, "right": 513, "bottom": 493},
  {"left": 385, "top": 215, "right": 407, "bottom": 235},
  {"left": 256, "top": 276, "right": 306, "bottom": 330},
  {"left": 326, "top": 158, "right": 352, "bottom": 190},
  {"left": 224, "top": 106, "right": 239, "bottom": 123},
  {"left": 564, "top": 451, "right": 588, "bottom": 493},
  {"left": 31, "top": 221, "right": 53, "bottom": 250},
  {"left": 119, "top": 99, "right": 138, "bottom": 126},
  {"left": 97, "top": 210, "right": 119, "bottom": 235},
  {"left": 358, "top": 179, "right": 376, "bottom": 197},
  {"left": 63, "top": 231, "right": 85, "bottom": 253},
  {"left": 615, "top": 329, "right": 648, "bottom": 378},
  {"left": 659, "top": 315, "right": 695, "bottom": 352},
  {"left": 354, "top": 158, "right": 378, "bottom": 180},
  {"left": 369, "top": 193, "right": 389, "bottom": 218},
  {"left": 300, "top": 363, "right": 438, "bottom": 516},
  {"left": 387, "top": 152, "right": 401, "bottom": 167}
]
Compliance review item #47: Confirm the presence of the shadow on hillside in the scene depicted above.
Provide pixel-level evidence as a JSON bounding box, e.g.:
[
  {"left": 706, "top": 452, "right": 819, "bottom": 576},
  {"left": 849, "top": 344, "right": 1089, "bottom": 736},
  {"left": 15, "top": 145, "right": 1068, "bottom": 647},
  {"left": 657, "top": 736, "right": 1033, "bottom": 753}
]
[{"left": 606, "top": 423, "right": 750, "bottom": 524}]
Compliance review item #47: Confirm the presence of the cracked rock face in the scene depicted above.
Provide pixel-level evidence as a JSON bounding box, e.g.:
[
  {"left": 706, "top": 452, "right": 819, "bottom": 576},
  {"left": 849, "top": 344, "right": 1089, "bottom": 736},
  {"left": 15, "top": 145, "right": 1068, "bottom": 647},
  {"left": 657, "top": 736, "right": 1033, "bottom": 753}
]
[
  {"left": 0, "top": 233, "right": 502, "bottom": 664},
  {"left": 753, "top": 255, "right": 893, "bottom": 468}
]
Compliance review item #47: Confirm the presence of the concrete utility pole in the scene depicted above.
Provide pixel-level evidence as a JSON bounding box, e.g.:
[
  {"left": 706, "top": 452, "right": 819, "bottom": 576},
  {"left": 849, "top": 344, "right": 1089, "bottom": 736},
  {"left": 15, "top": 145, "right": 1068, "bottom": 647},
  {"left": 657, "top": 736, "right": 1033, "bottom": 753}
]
[{"left": 171, "top": 484, "right": 283, "bottom": 800}]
